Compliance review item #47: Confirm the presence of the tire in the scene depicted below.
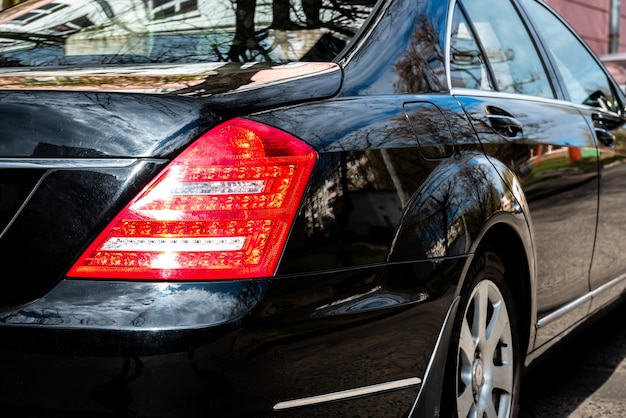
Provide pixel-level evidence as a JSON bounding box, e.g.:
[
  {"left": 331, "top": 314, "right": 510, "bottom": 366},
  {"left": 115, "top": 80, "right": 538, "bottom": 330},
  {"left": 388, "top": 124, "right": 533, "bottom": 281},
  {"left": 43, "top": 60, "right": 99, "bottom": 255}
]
[{"left": 445, "top": 251, "right": 521, "bottom": 418}]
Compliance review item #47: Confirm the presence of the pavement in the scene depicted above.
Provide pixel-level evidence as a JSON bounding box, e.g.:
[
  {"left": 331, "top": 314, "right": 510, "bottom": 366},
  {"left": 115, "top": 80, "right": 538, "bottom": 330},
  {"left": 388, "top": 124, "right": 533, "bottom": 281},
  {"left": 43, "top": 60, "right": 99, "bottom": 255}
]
[{"left": 520, "top": 301, "right": 626, "bottom": 417}]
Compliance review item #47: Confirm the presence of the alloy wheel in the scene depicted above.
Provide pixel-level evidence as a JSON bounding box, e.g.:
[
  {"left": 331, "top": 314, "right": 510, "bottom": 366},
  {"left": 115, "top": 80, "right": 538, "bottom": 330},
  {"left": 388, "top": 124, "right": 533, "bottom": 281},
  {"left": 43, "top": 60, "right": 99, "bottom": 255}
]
[{"left": 456, "top": 278, "right": 515, "bottom": 418}]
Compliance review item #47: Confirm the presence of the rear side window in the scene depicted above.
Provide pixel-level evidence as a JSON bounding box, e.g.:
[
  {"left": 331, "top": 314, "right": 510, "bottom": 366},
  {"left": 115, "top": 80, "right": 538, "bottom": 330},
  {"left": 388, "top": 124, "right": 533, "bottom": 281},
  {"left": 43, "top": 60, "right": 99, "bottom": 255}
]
[
  {"left": 449, "top": 4, "right": 493, "bottom": 91},
  {"left": 520, "top": 0, "right": 620, "bottom": 113},
  {"left": 459, "top": 0, "right": 554, "bottom": 99},
  {"left": 0, "top": 0, "right": 377, "bottom": 67}
]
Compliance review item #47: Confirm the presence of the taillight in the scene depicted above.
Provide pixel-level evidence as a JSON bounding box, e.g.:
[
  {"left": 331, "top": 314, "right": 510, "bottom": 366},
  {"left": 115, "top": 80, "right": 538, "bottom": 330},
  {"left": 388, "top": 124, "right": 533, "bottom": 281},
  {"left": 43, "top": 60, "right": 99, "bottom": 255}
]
[{"left": 67, "top": 118, "right": 317, "bottom": 281}]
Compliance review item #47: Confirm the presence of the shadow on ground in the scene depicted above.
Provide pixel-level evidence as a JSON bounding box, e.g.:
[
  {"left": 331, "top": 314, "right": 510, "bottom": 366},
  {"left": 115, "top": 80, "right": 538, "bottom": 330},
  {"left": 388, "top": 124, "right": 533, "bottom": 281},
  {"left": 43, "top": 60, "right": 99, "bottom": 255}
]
[{"left": 520, "top": 301, "right": 626, "bottom": 417}]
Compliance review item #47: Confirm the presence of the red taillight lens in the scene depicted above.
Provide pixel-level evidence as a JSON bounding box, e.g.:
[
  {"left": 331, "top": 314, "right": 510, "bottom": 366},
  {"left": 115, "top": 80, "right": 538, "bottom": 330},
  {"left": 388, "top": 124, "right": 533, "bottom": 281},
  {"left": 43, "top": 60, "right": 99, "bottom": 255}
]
[{"left": 67, "top": 118, "right": 317, "bottom": 280}]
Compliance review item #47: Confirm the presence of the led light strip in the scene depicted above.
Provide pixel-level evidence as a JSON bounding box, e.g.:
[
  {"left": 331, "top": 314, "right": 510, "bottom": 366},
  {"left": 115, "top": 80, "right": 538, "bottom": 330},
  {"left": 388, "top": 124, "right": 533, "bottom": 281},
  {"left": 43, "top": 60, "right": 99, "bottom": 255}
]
[
  {"left": 273, "top": 377, "right": 422, "bottom": 411},
  {"left": 170, "top": 180, "right": 266, "bottom": 195},
  {"left": 102, "top": 237, "right": 246, "bottom": 252}
]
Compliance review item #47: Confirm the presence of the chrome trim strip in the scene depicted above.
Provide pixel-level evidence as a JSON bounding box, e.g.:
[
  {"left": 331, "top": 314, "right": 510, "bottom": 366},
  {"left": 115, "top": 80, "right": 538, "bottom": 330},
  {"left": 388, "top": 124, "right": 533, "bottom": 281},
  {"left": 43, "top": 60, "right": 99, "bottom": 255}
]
[
  {"left": 451, "top": 87, "right": 580, "bottom": 108},
  {"left": 0, "top": 158, "right": 141, "bottom": 169},
  {"left": 537, "top": 272, "right": 626, "bottom": 328},
  {"left": 0, "top": 62, "right": 228, "bottom": 77},
  {"left": 536, "top": 291, "right": 592, "bottom": 329},
  {"left": 273, "top": 377, "right": 422, "bottom": 411}
]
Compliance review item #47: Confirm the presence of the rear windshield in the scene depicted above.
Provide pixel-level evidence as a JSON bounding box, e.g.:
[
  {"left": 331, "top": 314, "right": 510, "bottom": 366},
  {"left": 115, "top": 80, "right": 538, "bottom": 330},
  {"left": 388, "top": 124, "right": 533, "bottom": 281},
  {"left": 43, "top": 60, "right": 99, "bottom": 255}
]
[{"left": 0, "top": 0, "right": 376, "bottom": 67}]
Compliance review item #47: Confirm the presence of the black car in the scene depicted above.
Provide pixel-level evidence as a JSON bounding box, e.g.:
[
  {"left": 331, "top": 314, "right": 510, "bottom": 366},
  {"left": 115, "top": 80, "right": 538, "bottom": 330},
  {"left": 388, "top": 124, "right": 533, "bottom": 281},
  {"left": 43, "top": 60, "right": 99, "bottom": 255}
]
[{"left": 1, "top": 0, "right": 626, "bottom": 416}]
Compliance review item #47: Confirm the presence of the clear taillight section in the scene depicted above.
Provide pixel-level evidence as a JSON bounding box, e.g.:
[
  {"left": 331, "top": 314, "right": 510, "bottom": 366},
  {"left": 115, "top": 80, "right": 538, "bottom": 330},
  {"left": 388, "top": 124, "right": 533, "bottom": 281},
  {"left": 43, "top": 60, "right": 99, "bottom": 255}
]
[{"left": 67, "top": 118, "right": 317, "bottom": 280}]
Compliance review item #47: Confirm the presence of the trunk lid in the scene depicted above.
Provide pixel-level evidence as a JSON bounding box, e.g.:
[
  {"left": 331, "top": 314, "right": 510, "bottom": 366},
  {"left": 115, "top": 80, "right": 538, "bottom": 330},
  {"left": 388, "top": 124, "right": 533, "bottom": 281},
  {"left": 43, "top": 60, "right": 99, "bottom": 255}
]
[{"left": 0, "top": 62, "right": 341, "bottom": 309}]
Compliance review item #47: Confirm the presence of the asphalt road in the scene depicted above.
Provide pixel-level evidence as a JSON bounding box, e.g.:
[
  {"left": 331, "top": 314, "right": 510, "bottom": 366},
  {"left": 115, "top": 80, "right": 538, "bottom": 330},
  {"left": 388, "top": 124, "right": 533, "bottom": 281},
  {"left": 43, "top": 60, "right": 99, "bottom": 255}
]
[{"left": 519, "top": 301, "right": 626, "bottom": 417}]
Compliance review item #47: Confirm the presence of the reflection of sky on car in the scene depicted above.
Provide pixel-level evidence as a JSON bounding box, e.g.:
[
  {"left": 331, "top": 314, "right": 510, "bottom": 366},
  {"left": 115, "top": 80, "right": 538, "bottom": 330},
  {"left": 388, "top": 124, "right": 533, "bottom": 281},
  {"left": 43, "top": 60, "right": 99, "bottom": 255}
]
[
  {"left": 0, "top": 61, "right": 337, "bottom": 93},
  {"left": 0, "top": 0, "right": 350, "bottom": 66},
  {"left": 0, "top": 0, "right": 261, "bottom": 63},
  {"left": 1, "top": 281, "right": 264, "bottom": 330}
]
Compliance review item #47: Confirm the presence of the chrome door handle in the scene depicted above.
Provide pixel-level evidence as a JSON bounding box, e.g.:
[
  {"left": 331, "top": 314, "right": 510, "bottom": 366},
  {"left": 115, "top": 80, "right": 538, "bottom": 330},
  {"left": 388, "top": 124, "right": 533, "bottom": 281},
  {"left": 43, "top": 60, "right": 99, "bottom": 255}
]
[
  {"left": 487, "top": 114, "right": 524, "bottom": 139},
  {"left": 595, "top": 127, "right": 616, "bottom": 148}
]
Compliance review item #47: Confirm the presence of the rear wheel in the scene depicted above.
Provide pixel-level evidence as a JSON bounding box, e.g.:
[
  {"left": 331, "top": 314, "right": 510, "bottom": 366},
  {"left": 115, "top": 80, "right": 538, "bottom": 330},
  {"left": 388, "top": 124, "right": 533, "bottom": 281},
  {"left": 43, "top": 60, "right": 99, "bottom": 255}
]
[{"left": 448, "top": 251, "right": 521, "bottom": 418}]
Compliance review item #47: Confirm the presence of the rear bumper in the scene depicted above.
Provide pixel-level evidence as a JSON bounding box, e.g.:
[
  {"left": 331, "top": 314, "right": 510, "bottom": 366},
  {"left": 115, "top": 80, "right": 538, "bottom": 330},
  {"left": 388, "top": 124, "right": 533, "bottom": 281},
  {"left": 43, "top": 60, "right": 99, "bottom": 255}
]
[
  {"left": 0, "top": 260, "right": 463, "bottom": 417},
  {"left": 1, "top": 350, "right": 423, "bottom": 417}
]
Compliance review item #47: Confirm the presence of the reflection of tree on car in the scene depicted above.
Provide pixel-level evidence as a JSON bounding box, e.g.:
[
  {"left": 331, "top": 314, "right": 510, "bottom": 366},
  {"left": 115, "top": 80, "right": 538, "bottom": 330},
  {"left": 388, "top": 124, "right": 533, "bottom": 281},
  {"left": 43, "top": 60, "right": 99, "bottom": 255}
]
[
  {"left": 1, "top": 0, "right": 24, "bottom": 11},
  {"left": 0, "top": 0, "right": 373, "bottom": 66}
]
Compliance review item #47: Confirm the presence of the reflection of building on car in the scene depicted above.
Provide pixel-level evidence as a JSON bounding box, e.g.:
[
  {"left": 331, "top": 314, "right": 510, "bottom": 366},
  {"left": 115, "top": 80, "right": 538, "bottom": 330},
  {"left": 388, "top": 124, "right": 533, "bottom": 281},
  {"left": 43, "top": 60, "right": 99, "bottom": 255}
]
[{"left": 0, "top": 0, "right": 356, "bottom": 65}]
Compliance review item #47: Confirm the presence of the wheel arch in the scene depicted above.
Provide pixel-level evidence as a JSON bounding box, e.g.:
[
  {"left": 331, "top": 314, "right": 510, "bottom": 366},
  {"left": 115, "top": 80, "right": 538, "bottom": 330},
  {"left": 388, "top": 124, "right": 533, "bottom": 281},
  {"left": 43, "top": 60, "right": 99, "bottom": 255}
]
[
  {"left": 469, "top": 155, "right": 538, "bottom": 357},
  {"left": 473, "top": 220, "right": 534, "bottom": 358},
  {"left": 408, "top": 155, "right": 537, "bottom": 416},
  {"left": 415, "top": 220, "right": 534, "bottom": 417}
]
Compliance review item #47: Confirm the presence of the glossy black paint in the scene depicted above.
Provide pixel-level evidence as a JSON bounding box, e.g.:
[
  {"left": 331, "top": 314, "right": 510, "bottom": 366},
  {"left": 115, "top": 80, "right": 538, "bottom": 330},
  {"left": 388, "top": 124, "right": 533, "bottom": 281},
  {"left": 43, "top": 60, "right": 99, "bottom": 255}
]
[
  {"left": 0, "top": 65, "right": 343, "bottom": 159},
  {"left": 0, "top": 162, "right": 168, "bottom": 309},
  {"left": 457, "top": 94, "right": 600, "bottom": 345},
  {"left": 0, "top": 67, "right": 344, "bottom": 309},
  {"left": 0, "top": 91, "right": 212, "bottom": 158},
  {"left": 186, "top": 63, "right": 344, "bottom": 113},
  {"left": 339, "top": 0, "right": 448, "bottom": 95},
  {"left": 580, "top": 108, "right": 626, "bottom": 311},
  {"left": 0, "top": 2, "right": 510, "bottom": 417},
  {"left": 0, "top": 261, "right": 466, "bottom": 417},
  {"left": 0, "top": 280, "right": 265, "bottom": 332},
  {"left": 0, "top": 0, "right": 464, "bottom": 416},
  {"left": 1, "top": 0, "right": 626, "bottom": 416}
]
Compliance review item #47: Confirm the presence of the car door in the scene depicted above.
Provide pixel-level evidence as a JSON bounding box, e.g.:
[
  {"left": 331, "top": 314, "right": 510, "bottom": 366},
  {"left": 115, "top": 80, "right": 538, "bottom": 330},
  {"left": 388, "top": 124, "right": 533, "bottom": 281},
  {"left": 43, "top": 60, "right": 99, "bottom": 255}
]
[
  {"left": 450, "top": 0, "right": 599, "bottom": 350},
  {"left": 518, "top": 0, "right": 626, "bottom": 314}
]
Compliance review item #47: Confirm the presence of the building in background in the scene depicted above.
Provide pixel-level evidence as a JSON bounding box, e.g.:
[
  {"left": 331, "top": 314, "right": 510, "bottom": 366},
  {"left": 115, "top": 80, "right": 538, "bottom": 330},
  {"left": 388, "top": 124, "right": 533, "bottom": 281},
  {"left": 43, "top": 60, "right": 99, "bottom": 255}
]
[{"left": 546, "top": 0, "right": 625, "bottom": 55}]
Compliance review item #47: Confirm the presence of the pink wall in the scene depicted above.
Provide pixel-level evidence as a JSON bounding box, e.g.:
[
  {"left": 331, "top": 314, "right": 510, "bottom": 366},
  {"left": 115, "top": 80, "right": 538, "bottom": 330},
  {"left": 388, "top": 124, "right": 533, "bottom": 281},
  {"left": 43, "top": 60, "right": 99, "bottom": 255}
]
[{"left": 545, "top": 0, "right": 626, "bottom": 56}]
